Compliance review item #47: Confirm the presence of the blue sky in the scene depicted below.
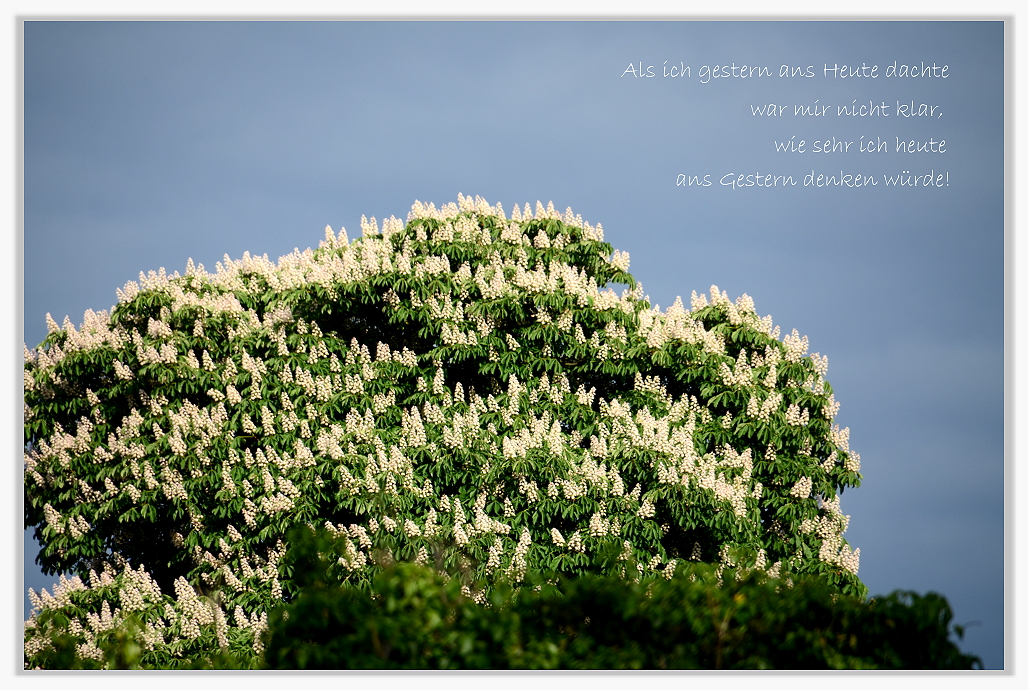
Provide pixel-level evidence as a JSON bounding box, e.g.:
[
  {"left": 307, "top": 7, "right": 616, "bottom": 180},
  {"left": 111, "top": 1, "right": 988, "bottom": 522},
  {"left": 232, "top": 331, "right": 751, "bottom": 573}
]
[{"left": 21, "top": 20, "right": 1006, "bottom": 668}]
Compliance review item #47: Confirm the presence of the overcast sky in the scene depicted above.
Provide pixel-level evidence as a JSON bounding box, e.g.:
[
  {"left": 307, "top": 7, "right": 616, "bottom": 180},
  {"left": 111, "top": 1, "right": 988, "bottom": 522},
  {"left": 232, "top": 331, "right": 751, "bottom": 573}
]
[{"left": 22, "top": 20, "right": 1005, "bottom": 668}]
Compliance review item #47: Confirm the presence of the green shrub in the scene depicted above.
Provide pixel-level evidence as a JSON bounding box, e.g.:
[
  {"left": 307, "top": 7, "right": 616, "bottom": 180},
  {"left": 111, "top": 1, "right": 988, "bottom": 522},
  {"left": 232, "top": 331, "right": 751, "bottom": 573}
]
[{"left": 264, "top": 528, "right": 980, "bottom": 670}]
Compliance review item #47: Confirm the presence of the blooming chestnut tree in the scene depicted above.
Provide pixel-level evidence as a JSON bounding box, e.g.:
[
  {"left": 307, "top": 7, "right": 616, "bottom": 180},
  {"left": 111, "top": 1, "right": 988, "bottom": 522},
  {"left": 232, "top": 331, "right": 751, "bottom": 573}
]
[{"left": 24, "top": 195, "right": 863, "bottom": 668}]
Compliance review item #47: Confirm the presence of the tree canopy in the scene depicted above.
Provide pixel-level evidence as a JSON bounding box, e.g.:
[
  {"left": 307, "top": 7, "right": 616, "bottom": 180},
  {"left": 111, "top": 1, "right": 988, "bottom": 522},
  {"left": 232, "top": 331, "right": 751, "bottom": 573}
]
[{"left": 25, "top": 195, "right": 866, "bottom": 668}]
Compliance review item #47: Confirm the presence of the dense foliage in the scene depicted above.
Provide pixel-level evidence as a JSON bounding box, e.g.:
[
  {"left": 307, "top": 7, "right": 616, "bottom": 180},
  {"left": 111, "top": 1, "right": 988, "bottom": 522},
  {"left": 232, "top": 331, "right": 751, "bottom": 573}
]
[
  {"left": 263, "top": 529, "right": 980, "bottom": 670},
  {"left": 25, "top": 195, "right": 865, "bottom": 668}
]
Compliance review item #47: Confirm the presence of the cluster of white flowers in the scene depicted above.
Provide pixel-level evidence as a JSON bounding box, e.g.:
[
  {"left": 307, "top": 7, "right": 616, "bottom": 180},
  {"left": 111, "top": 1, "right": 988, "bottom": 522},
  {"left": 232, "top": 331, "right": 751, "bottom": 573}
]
[
  {"left": 720, "top": 350, "right": 755, "bottom": 387},
  {"left": 784, "top": 404, "right": 810, "bottom": 426},
  {"left": 566, "top": 531, "right": 585, "bottom": 553},
  {"left": 112, "top": 360, "right": 134, "bottom": 380},
  {"left": 506, "top": 528, "right": 533, "bottom": 582},
  {"left": 27, "top": 573, "right": 87, "bottom": 615},
  {"left": 836, "top": 545, "right": 861, "bottom": 575},
  {"left": 783, "top": 329, "right": 810, "bottom": 363},
  {"left": 338, "top": 537, "right": 369, "bottom": 571},
  {"left": 637, "top": 294, "right": 732, "bottom": 354},
  {"left": 119, "top": 564, "right": 163, "bottom": 612},
  {"left": 790, "top": 476, "right": 813, "bottom": 499},
  {"left": 23, "top": 554, "right": 281, "bottom": 668},
  {"left": 485, "top": 537, "right": 504, "bottom": 573}
]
